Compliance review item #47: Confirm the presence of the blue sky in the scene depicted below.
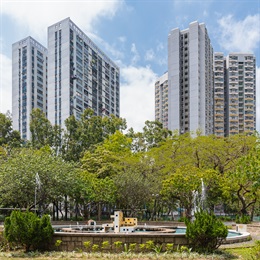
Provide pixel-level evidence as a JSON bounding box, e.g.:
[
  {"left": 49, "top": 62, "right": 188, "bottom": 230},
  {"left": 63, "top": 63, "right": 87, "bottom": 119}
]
[{"left": 0, "top": 0, "right": 259, "bottom": 132}]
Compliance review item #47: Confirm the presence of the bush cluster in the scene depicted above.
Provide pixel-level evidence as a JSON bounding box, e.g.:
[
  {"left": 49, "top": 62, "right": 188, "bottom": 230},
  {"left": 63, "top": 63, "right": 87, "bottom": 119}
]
[
  {"left": 235, "top": 215, "right": 251, "bottom": 224},
  {"left": 4, "top": 211, "right": 54, "bottom": 252},
  {"left": 185, "top": 209, "right": 228, "bottom": 253}
]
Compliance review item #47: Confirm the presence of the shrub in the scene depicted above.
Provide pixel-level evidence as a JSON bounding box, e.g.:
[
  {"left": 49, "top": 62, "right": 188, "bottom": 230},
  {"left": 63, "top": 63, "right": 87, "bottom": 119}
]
[
  {"left": 139, "top": 243, "right": 146, "bottom": 252},
  {"left": 101, "top": 240, "right": 110, "bottom": 250},
  {"left": 92, "top": 244, "right": 99, "bottom": 252},
  {"left": 55, "top": 239, "right": 62, "bottom": 248},
  {"left": 129, "top": 243, "right": 136, "bottom": 252},
  {"left": 83, "top": 241, "right": 91, "bottom": 251},
  {"left": 165, "top": 243, "right": 174, "bottom": 253},
  {"left": 178, "top": 216, "right": 187, "bottom": 222},
  {"left": 235, "top": 214, "right": 251, "bottom": 224},
  {"left": 185, "top": 209, "right": 228, "bottom": 253},
  {"left": 113, "top": 240, "right": 123, "bottom": 252},
  {"left": 250, "top": 240, "right": 260, "bottom": 259},
  {"left": 153, "top": 244, "right": 163, "bottom": 253},
  {"left": 145, "top": 240, "right": 154, "bottom": 250},
  {"left": 4, "top": 211, "right": 54, "bottom": 252}
]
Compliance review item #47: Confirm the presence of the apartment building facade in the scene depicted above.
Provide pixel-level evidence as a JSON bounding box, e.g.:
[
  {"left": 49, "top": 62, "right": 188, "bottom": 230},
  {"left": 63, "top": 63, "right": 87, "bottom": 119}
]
[
  {"left": 213, "top": 53, "right": 256, "bottom": 136},
  {"left": 47, "top": 18, "right": 120, "bottom": 128},
  {"left": 12, "top": 18, "right": 120, "bottom": 140},
  {"left": 213, "top": 53, "right": 225, "bottom": 136},
  {"left": 12, "top": 36, "right": 48, "bottom": 140},
  {"left": 168, "top": 21, "right": 214, "bottom": 135},
  {"left": 155, "top": 72, "right": 168, "bottom": 129}
]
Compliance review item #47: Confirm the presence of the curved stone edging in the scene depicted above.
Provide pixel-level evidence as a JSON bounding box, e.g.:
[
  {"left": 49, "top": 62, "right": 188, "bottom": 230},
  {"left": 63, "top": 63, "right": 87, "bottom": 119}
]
[
  {"left": 224, "top": 231, "right": 251, "bottom": 244},
  {"left": 51, "top": 227, "right": 251, "bottom": 251}
]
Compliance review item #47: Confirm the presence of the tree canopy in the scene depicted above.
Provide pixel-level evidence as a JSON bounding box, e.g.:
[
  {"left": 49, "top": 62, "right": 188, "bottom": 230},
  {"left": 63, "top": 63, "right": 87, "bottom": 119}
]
[{"left": 0, "top": 108, "right": 259, "bottom": 221}]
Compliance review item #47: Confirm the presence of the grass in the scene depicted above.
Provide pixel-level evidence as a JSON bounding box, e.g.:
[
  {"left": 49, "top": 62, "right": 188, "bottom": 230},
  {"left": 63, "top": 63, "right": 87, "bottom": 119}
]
[{"left": 0, "top": 246, "right": 258, "bottom": 260}]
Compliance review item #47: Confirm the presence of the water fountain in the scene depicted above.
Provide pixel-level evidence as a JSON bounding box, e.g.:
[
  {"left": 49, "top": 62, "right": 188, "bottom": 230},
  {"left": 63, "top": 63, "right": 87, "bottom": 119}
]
[
  {"left": 201, "top": 178, "right": 206, "bottom": 210},
  {"left": 192, "top": 178, "right": 207, "bottom": 216},
  {"left": 52, "top": 210, "right": 250, "bottom": 251}
]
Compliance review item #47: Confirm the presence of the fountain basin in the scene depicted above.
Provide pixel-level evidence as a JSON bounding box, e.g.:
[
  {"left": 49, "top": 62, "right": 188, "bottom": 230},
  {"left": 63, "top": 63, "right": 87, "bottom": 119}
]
[{"left": 52, "top": 225, "right": 251, "bottom": 251}]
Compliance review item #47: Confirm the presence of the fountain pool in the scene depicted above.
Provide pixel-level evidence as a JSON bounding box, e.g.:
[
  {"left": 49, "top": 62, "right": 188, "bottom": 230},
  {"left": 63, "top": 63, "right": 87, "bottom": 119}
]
[
  {"left": 51, "top": 211, "right": 250, "bottom": 251},
  {"left": 52, "top": 224, "right": 250, "bottom": 252}
]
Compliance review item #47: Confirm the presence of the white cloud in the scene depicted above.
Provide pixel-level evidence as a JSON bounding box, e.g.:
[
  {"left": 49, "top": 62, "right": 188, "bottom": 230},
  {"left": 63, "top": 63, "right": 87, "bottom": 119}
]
[
  {"left": 1, "top": 0, "right": 122, "bottom": 44},
  {"left": 144, "top": 44, "right": 167, "bottom": 66},
  {"left": 156, "top": 42, "right": 164, "bottom": 51},
  {"left": 130, "top": 43, "right": 140, "bottom": 65},
  {"left": 145, "top": 49, "right": 155, "bottom": 61},
  {"left": 118, "top": 36, "right": 126, "bottom": 43},
  {"left": 217, "top": 14, "right": 260, "bottom": 52},
  {"left": 87, "top": 33, "right": 124, "bottom": 61},
  {"left": 0, "top": 53, "right": 12, "bottom": 114},
  {"left": 120, "top": 66, "right": 157, "bottom": 132},
  {"left": 203, "top": 10, "right": 208, "bottom": 17}
]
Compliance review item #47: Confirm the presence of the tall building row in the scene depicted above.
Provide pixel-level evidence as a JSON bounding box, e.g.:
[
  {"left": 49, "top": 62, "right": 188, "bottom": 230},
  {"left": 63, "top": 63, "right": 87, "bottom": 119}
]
[
  {"left": 214, "top": 53, "right": 256, "bottom": 136},
  {"left": 12, "top": 18, "right": 120, "bottom": 140},
  {"left": 155, "top": 21, "right": 256, "bottom": 136}
]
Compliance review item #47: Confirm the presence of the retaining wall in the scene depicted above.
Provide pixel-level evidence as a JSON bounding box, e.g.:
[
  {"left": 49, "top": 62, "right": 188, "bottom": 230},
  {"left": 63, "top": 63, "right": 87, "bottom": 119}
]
[{"left": 52, "top": 232, "right": 188, "bottom": 252}]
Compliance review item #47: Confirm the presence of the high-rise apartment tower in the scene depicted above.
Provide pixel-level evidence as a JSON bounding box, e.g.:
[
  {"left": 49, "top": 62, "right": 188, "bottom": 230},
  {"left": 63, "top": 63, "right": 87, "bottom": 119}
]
[
  {"left": 47, "top": 18, "right": 120, "bottom": 128},
  {"left": 168, "top": 21, "right": 214, "bottom": 135},
  {"left": 12, "top": 36, "right": 48, "bottom": 140},
  {"left": 155, "top": 72, "right": 168, "bottom": 129},
  {"left": 213, "top": 53, "right": 225, "bottom": 136},
  {"left": 214, "top": 53, "right": 256, "bottom": 136}
]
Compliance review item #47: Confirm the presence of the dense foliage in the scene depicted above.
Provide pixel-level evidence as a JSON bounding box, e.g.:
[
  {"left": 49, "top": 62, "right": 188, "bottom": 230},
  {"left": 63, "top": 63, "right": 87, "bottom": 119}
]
[
  {"left": 185, "top": 210, "right": 228, "bottom": 253},
  {"left": 0, "top": 110, "right": 259, "bottom": 222},
  {"left": 4, "top": 211, "right": 53, "bottom": 252}
]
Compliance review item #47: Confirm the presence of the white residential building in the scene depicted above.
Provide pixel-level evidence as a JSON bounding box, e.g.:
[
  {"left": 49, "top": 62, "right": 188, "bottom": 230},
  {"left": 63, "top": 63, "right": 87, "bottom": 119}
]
[
  {"left": 12, "top": 36, "right": 48, "bottom": 140},
  {"left": 168, "top": 21, "right": 214, "bottom": 135},
  {"left": 214, "top": 53, "right": 256, "bottom": 136},
  {"left": 213, "top": 52, "right": 225, "bottom": 136},
  {"left": 155, "top": 72, "right": 168, "bottom": 129},
  {"left": 47, "top": 18, "right": 120, "bottom": 128}
]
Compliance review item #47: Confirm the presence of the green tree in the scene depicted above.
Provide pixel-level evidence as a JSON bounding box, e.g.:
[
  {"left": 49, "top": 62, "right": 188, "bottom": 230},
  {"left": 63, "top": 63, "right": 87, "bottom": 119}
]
[
  {"left": 0, "top": 112, "right": 21, "bottom": 148},
  {"left": 61, "top": 108, "right": 127, "bottom": 162},
  {"left": 223, "top": 150, "right": 260, "bottom": 220},
  {"left": 142, "top": 120, "right": 172, "bottom": 149},
  {"left": 81, "top": 131, "right": 132, "bottom": 178},
  {"left": 80, "top": 131, "right": 131, "bottom": 219},
  {"left": 0, "top": 148, "right": 80, "bottom": 214},
  {"left": 30, "top": 108, "right": 54, "bottom": 149},
  {"left": 126, "top": 121, "right": 171, "bottom": 152},
  {"left": 185, "top": 209, "right": 228, "bottom": 253},
  {"left": 61, "top": 114, "right": 81, "bottom": 161},
  {"left": 113, "top": 162, "right": 153, "bottom": 217},
  {"left": 4, "top": 211, "right": 53, "bottom": 252},
  {"left": 162, "top": 166, "right": 203, "bottom": 220}
]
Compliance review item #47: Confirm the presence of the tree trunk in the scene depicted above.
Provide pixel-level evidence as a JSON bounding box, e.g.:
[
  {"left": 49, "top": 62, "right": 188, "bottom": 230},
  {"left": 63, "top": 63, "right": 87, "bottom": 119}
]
[
  {"left": 237, "top": 185, "right": 248, "bottom": 216},
  {"left": 56, "top": 202, "right": 59, "bottom": 220},
  {"left": 97, "top": 202, "right": 102, "bottom": 221},
  {"left": 250, "top": 203, "right": 255, "bottom": 221},
  {"left": 52, "top": 202, "right": 55, "bottom": 221},
  {"left": 64, "top": 195, "right": 68, "bottom": 221}
]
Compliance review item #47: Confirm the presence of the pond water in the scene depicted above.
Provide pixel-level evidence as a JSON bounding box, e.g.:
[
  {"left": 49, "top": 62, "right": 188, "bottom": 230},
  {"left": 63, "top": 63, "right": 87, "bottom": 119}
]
[
  {"left": 173, "top": 227, "right": 242, "bottom": 237},
  {"left": 54, "top": 225, "right": 242, "bottom": 238}
]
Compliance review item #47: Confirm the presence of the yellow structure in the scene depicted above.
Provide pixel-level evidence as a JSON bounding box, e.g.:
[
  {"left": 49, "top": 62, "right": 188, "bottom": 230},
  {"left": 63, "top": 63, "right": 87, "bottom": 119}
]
[{"left": 103, "top": 211, "right": 137, "bottom": 233}]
